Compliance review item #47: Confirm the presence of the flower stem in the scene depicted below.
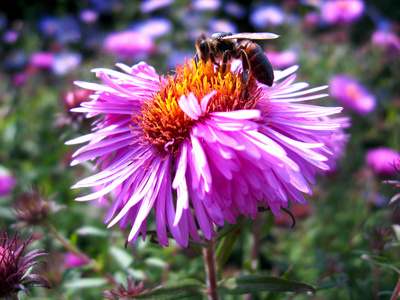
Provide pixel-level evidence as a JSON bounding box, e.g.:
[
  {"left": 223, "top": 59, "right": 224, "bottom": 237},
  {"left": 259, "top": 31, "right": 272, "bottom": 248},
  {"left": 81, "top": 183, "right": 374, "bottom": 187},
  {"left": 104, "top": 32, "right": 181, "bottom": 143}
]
[
  {"left": 250, "top": 214, "right": 261, "bottom": 271},
  {"left": 45, "top": 221, "right": 118, "bottom": 286},
  {"left": 391, "top": 277, "right": 400, "bottom": 300},
  {"left": 203, "top": 239, "right": 219, "bottom": 300},
  {"left": 11, "top": 293, "right": 20, "bottom": 300}
]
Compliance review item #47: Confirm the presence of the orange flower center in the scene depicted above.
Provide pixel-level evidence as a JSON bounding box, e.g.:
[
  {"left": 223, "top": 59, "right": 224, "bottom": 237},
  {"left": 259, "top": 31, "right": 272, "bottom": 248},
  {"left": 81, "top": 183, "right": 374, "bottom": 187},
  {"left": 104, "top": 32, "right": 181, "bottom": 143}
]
[
  {"left": 345, "top": 83, "right": 361, "bottom": 101},
  {"left": 133, "top": 59, "right": 263, "bottom": 155}
]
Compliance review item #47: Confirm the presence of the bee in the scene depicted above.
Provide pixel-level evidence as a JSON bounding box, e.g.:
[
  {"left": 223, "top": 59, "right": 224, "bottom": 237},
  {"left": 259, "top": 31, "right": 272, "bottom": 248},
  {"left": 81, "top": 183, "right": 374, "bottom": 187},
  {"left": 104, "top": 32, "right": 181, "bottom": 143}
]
[{"left": 195, "top": 32, "right": 280, "bottom": 86}]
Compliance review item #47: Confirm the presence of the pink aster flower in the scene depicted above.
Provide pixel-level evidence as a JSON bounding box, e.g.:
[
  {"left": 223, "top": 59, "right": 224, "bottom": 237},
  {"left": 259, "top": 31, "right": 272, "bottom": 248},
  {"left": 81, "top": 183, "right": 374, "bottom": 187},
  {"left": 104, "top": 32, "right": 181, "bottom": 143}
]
[
  {"left": 29, "top": 51, "right": 55, "bottom": 69},
  {"left": 330, "top": 75, "right": 376, "bottom": 115},
  {"left": 371, "top": 30, "right": 400, "bottom": 53},
  {"left": 266, "top": 50, "right": 298, "bottom": 70},
  {"left": 103, "top": 31, "right": 155, "bottom": 60},
  {"left": 320, "top": 0, "right": 364, "bottom": 25},
  {"left": 0, "top": 166, "right": 15, "bottom": 196},
  {"left": 366, "top": 147, "right": 400, "bottom": 176},
  {"left": 66, "top": 56, "right": 347, "bottom": 247},
  {"left": 65, "top": 252, "right": 89, "bottom": 268}
]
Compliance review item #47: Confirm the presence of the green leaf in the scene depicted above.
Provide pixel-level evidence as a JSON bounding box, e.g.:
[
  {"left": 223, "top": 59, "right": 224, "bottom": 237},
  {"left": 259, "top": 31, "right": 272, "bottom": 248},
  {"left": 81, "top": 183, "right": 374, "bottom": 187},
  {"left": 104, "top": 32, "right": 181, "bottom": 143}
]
[
  {"left": 76, "top": 226, "right": 108, "bottom": 237},
  {"left": 132, "top": 279, "right": 206, "bottom": 299},
  {"left": 64, "top": 278, "right": 108, "bottom": 289},
  {"left": 0, "top": 207, "right": 17, "bottom": 221},
  {"left": 217, "top": 275, "right": 315, "bottom": 295},
  {"left": 264, "top": 266, "right": 294, "bottom": 300},
  {"left": 215, "top": 228, "right": 241, "bottom": 267},
  {"left": 110, "top": 246, "right": 134, "bottom": 269}
]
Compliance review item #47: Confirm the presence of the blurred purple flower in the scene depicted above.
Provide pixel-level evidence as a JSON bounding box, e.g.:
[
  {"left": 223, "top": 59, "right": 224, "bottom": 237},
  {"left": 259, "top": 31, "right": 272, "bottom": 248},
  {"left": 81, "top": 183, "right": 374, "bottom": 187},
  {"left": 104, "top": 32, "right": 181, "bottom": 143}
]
[
  {"left": 90, "top": 0, "right": 123, "bottom": 14},
  {"left": 12, "top": 73, "right": 28, "bottom": 87},
  {"left": 2, "top": 50, "right": 26, "bottom": 70},
  {"left": 366, "top": 148, "right": 400, "bottom": 176},
  {"left": 192, "top": 0, "right": 220, "bottom": 11},
  {"left": 140, "top": 0, "right": 174, "bottom": 13},
  {"left": 330, "top": 75, "right": 375, "bottom": 115},
  {"left": 56, "top": 16, "right": 81, "bottom": 44},
  {"left": 79, "top": 9, "right": 99, "bottom": 24},
  {"left": 371, "top": 30, "right": 400, "bottom": 53},
  {"left": 3, "top": 30, "right": 19, "bottom": 44},
  {"left": 12, "top": 187, "right": 64, "bottom": 228},
  {"left": 304, "top": 11, "right": 320, "bottom": 28},
  {"left": 320, "top": 0, "right": 364, "bottom": 25},
  {"left": 37, "top": 16, "right": 59, "bottom": 38},
  {"left": 103, "top": 31, "right": 155, "bottom": 60},
  {"left": 320, "top": 116, "right": 350, "bottom": 174},
  {"left": 51, "top": 52, "right": 82, "bottom": 75},
  {"left": 250, "top": 5, "right": 285, "bottom": 29},
  {"left": 266, "top": 49, "right": 298, "bottom": 69},
  {"left": 131, "top": 18, "right": 172, "bottom": 39},
  {"left": 65, "top": 252, "right": 89, "bottom": 268},
  {"left": 0, "top": 167, "right": 15, "bottom": 196},
  {"left": 67, "top": 56, "right": 347, "bottom": 247},
  {"left": 224, "top": 2, "right": 246, "bottom": 19},
  {"left": 208, "top": 19, "right": 237, "bottom": 35},
  {"left": 29, "top": 52, "right": 55, "bottom": 70}
]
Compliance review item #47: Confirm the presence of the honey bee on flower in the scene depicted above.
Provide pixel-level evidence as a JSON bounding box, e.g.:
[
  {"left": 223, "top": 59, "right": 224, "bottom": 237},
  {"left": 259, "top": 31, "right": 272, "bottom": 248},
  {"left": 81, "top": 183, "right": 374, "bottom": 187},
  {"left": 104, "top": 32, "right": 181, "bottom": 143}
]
[{"left": 66, "top": 32, "right": 348, "bottom": 247}]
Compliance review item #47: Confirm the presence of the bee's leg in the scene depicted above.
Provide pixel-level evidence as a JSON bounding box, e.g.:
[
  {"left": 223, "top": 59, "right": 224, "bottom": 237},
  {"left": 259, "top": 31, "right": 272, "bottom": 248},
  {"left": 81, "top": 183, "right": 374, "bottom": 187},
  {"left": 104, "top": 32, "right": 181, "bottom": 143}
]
[
  {"left": 240, "top": 49, "right": 250, "bottom": 84},
  {"left": 210, "top": 52, "right": 219, "bottom": 66},
  {"left": 221, "top": 50, "right": 230, "bottom": 73}
]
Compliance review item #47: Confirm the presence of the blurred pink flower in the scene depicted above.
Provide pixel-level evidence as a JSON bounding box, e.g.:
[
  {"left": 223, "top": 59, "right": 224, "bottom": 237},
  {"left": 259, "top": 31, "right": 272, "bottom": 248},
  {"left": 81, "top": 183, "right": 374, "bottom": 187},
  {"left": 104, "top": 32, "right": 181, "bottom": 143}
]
[
  {"left": 140, "top": 0, "right": 174, "bottom": 13},
  {"left": 79, "top": 9, "right": 99, "bottom": 24},
  {"left": 366, "top": 148, "right": 400, "bottom": 176},
  {"left": 12, "top": 73, "right": 28, "bottom": 87},
  {"left": 266, "top": 50, "right": 297, "bottom": 69},
  {"left": 103, "top": 31, "right": 154, "bottom": 60},
  {"left": 0, "top": 167, "right": 15, "bottom": 196},
  {"left": 320, "top": 0, "right": 364, "bottom": 25},
  {"left": 65, "top": 252, "right": 89, "bottom": 268},
  {"left": 330, "top": 75, "right": 375, "bottom": 115},
  {"left": 321, "top": 117, "right": 350, "bottom": 173},
  {"left": 371, "top": 30, "right": 400, "bottom": 53},
  {"left": 29, "top": 51, "right": 55, "bottom": 69},
  {"left": 132, "top": 18, "right": 171, "bottom": 39},
  {"left": 3, "top": 30, "right": 19, "bottom": 44},
  {"left": 193, "top": 0, "right": 220, "bottom": 11}
]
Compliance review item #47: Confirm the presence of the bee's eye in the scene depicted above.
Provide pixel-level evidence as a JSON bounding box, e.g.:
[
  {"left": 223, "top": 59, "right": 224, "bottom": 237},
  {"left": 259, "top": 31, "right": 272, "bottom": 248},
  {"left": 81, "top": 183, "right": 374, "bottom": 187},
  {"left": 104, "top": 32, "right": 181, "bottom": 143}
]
[{"left": 199, "top": 40, "right": 209, "bottom": 52}]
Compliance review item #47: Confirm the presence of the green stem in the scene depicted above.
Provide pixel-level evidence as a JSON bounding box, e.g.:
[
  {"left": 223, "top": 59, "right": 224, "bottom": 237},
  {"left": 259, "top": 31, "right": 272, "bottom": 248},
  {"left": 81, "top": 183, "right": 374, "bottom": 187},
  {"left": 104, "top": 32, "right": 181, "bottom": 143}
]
[{"left": 45, "top": 221, "right": 118, "bottom": 286}]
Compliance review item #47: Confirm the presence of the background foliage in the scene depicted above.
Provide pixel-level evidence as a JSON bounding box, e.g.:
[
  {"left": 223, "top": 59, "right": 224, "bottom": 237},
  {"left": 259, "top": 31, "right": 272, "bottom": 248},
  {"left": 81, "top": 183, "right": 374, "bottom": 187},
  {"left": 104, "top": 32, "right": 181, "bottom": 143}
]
[{"left": 1, "top": 0, "right": 400, "bottom": 299}]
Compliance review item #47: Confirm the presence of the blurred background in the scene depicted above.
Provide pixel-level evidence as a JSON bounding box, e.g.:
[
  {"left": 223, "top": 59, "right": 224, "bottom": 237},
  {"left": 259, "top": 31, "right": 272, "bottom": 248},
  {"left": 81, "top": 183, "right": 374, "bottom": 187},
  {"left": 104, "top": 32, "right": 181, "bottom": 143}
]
[{"left": 0, "top": 0, "right": 400, "bottom": 299}]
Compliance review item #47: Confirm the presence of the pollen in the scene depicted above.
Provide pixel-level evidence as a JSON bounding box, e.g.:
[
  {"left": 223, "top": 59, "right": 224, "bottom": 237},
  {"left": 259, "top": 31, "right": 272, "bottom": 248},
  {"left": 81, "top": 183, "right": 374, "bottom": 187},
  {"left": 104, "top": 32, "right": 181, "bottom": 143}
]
[{"left": 134, "top": 59, "right": 263, "bottom": 155}]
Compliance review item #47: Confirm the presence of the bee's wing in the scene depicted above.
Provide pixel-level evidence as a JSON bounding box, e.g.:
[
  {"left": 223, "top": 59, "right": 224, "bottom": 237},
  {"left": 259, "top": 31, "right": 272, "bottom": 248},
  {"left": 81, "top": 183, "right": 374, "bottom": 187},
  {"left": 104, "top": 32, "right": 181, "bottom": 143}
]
[{"left": 222, "top": 32, "right": 280, "bottom": 40}]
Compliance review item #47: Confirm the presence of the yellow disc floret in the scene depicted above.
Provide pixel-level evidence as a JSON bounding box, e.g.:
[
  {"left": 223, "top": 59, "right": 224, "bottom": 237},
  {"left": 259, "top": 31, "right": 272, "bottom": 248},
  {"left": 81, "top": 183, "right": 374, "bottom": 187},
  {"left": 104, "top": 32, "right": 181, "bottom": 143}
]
[{"left": 133, "top": 59, "right": 262, "bottom": 155}]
